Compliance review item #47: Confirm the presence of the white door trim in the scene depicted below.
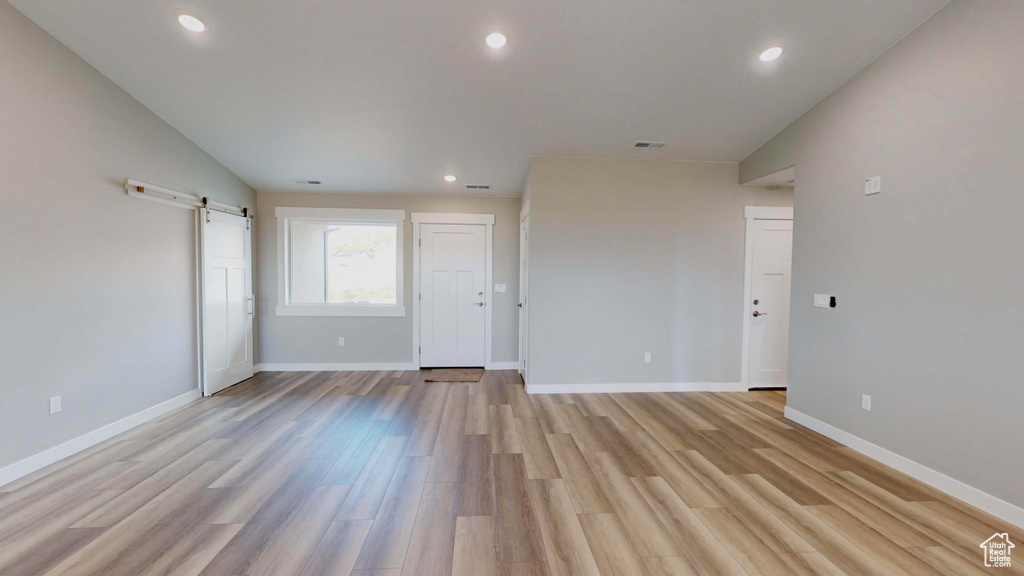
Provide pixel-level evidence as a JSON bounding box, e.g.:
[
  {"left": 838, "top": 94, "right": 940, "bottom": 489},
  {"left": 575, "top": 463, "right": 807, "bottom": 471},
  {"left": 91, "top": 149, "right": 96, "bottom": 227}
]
[
  {"left": 411, "top": 212, "right": 495, "bottom": 225},
  {"left": 741, "top": 206, "right": 794, "bottom": 387},
  {"left": 412, "top": 213, "right": 495, "bottom": 369},
  {"left": 744, "top": 206, "right": 793, "bottom": 220},
  {"left": 518, "top": 211, "right": 530, "bottom": 382}
]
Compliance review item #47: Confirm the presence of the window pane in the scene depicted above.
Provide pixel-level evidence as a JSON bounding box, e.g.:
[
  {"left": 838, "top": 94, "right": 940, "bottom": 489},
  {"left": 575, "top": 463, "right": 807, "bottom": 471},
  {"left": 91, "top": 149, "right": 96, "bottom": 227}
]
[
  {"left": 326, "top": 223, "right": 397, "bottom": 304},
  {"left": 289, "top": 221, "right": 329, "bottom": 304}
]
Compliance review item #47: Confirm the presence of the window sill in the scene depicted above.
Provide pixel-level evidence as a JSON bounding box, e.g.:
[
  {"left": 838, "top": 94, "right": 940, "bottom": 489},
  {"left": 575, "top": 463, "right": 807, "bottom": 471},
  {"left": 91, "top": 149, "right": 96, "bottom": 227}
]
[{"left": 276, "top": 304, "right": 406, "bottom": 317}]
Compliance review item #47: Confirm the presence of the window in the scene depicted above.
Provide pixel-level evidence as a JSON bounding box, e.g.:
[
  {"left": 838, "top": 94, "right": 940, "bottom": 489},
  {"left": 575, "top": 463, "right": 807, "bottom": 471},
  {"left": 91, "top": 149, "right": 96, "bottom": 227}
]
[{"left": 276, "top": 207, "right": 405, "bottom": 316}]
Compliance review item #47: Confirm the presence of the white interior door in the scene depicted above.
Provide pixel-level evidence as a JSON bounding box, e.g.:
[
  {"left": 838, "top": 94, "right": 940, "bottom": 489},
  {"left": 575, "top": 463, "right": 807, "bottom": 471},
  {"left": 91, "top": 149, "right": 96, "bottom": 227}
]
[
  {"left": 420, "top": 223, "right": 486, "bottom": 367},
  {"left": 748, "top": 219, "right": 793, "bottom": 387},
  {"left": 518, "top": 215, "right": 529, "bottom": 378},
  {"left": 202, "top": 210, "right": 254, "bottom": 395}
]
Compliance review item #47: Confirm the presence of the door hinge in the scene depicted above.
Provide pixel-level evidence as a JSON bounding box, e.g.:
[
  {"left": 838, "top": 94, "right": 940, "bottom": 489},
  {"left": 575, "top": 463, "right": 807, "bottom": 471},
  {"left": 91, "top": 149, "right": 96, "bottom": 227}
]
[
  {"left": 418, "top": 346, "right": 421, "bottom": 354},
  {"left": 418, "top": 238, "right": 421, "bottom": 247},
  {"left": 418, "top": 293, "right": 421, "bottom": 301},
  {"left": 246, "top": 218, "right": 250, "bottom": 230}
]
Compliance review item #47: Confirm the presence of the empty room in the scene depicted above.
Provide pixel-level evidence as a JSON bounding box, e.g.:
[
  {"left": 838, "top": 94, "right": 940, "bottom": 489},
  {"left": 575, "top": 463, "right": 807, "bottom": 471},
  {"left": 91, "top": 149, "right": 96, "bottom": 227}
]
[{"left": 2, "top": 0, "right": 1022, "bottom": 574}]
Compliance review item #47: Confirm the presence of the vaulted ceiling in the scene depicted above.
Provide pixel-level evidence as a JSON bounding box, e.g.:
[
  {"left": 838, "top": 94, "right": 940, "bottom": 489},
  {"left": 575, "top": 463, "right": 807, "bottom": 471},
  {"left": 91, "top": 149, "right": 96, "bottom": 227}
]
[{"left": 11, "top": 0, "right": 947, "bottom": 195}]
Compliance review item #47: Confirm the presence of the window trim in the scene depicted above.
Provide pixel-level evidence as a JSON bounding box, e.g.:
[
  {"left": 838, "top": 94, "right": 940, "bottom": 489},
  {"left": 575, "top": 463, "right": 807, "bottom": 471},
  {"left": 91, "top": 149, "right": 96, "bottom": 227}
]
[{"left": 275, "top": 207, "right": 406, "bottom": 317}]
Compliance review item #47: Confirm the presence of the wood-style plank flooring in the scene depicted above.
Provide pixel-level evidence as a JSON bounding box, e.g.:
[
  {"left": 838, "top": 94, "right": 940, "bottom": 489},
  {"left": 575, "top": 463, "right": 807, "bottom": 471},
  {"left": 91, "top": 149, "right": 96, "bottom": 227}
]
[{"left": 1, "top": 370, "right": 1020, "bottom": 576}]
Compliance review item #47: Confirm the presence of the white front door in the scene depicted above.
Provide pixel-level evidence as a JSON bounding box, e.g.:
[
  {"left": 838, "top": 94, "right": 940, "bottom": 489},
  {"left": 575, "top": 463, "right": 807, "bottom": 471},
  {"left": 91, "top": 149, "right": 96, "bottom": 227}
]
[
  {"left": 518, "top": 215, "right": 529, "bottom": 378},
  {"left": 420, "top": 223, "right": 486, "bottom": 367},
  {"left": 202, "top": 210, "right": 254, "bottom": 396},
  {"left": 748, "top": 219, "right": 793, "bottom": 387}
]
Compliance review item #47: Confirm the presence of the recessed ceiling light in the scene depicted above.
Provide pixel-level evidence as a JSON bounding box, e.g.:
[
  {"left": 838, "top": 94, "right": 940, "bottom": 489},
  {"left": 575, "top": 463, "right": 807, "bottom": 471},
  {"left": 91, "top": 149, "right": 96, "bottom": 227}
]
[
  {"left": 486, "top": 32, "right": 507, "bottom": 49},
  {"left": 178, "top": 14, "right": 206, "bottom": 33},
  {"left": 760, "top": 46, "right": 783, "bottom": 62},
  {"left": 444, "top": 175, "right": 457, "bottom": 183}
]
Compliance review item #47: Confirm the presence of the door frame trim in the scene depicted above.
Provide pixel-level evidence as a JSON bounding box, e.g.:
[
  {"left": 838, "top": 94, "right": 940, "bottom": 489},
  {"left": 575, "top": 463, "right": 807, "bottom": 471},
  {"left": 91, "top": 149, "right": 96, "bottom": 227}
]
[
  {"left": 518, "top": 210, "right": 529, "bottom": 382},
  {"left": 411, "top": 213, "right": 495, "bottom": 369},
  {"left": 741, "top": 206, "right": 794, "bottom": 388}
]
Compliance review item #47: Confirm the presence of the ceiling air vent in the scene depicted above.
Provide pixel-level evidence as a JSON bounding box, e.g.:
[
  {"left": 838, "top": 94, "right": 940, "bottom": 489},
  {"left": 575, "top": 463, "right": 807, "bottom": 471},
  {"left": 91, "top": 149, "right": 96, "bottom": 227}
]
[
  {"left": 634, "top": 141, "right": 666, "bottom": 149},
  {"left": 293, "top": 180, "right": 322, "bottom": 185},
  {"left": 466, "top": 185, "right": 491, "bottom": 190}
]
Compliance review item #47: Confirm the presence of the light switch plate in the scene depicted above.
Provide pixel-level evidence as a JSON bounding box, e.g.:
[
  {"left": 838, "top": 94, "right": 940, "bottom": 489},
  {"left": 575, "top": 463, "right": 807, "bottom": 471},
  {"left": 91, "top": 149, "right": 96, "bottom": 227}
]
[
  {"left": 50, "top": 395, "right": 62, "bottom": 415},
  {"left": 814, "top": 294, "right": 831, "bottom": 308},
  {"left": 862, "top": 394, "right": 872, "bottom": 411},
  {"left": 864, "top": 176, "right": 882, "bottom": 196},
  {"left": 494, "top": 284, "right": 507, "bottom": 293}
]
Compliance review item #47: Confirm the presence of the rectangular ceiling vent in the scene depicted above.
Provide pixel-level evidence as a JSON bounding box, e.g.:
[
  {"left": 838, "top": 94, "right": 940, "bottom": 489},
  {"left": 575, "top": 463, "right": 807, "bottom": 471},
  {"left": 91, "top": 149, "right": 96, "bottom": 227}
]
[
  {"left": 466, "top": 185, "right": 491, "bottom": 190},
  {"left": 294, "top": 179, "right": 322, "bottom": 185},
  {"left": 634, "top": 141, "right": 666, "bottom": 149}
]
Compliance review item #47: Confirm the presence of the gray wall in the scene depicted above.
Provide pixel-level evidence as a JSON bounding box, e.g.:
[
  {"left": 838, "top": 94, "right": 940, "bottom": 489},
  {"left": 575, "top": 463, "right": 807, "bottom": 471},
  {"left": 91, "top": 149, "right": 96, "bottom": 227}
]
[
  {"left": 739, "top": 0, "right": 1024, "bottom": 505},
  {"left": 526, "top": 157, "right": 792, "bottom": 386},
  {"left": 0, "top": 2, "right": 255, "bottom": 473},
  {"left": 257, "top": 192, "right": 521, "bottom": 365}
]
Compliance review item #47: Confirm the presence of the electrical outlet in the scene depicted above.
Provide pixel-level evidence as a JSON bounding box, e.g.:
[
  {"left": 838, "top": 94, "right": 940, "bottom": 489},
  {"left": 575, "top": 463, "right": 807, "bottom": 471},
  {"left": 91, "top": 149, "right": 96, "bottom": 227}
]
[
  {"left": 814, "top": 294, "right": 831, "bottom": 308},
  {"left": 338, "top": 337, "right": 345, "bottom": 347},
  {"left": 861, "top": 394, "right": 872, "bottom": 411},
  {"left": 50, "top": 395, "right": 62, "bottom": 415},
  {"left": 644, "top": 352, "right": 652, "bottom": 364}
]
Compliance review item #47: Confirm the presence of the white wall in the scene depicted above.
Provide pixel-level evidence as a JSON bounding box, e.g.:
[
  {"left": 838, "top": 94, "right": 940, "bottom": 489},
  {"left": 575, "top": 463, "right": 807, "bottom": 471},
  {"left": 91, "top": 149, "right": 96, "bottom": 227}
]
[
  {"left": 0, "top": 2, "right": 255, "bottom": 474},
  {"left": 256, "top": 191, "right": 520, "bottom": 367},
  {"left": 525, "top": 157, "right": 793, "bottom": 387},
  {"left": 739, "top": 0, "right": 1024, "bottom": 507}
]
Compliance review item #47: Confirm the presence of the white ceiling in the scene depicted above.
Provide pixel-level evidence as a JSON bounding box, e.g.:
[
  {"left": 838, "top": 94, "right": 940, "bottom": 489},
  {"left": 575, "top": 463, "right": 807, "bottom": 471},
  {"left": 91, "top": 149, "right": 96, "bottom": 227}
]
[{"left": 11, "top": 0, "right": 946, "bottom": 196}]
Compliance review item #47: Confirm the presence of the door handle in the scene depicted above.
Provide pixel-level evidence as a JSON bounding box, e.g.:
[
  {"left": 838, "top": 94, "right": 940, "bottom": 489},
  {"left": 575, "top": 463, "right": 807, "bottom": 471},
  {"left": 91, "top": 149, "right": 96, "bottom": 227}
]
[
  {"left": 753, "top": 311, "right": 767, "bottom": 317},
  {"left": 474, "top": 302, "right": 485, "bottom": 307},
  {"left": 517, "top": 303, "right": 523, "bottom": 308}
]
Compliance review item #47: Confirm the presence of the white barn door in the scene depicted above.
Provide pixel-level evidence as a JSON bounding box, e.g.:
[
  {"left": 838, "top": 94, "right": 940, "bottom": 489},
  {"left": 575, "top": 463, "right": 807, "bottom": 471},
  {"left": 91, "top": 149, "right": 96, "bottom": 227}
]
[{"left": 201, "top": 210, "right": 254, "bottom": 395}]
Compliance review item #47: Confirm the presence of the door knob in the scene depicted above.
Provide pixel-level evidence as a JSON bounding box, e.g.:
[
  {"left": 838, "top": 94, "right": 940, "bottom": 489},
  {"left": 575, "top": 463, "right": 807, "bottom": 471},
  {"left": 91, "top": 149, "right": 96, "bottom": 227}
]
[
  {"left": 517, "top": 303, "right": 523, "bottom": 308},
  {"left": 753, "top": 299, "right": 759, "bottom": 305},
  {"left": 474, "top": 302, "right": 485, "bottom": 307},
  {"left": 753, "top": 311, "right": 767, "bottom": 317}
]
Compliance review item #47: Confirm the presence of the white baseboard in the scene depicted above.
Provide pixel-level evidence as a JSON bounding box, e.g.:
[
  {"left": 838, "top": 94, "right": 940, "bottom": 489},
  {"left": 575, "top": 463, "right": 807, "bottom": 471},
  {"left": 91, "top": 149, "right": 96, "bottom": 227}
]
[
  {"left": 256, "top": 362, "right": 520, "bottom": 373},
  {"left": 784, "top": 407, "right": 1024, "bottom": 530},
  {"left": 0, "top": 388, "right": 202, "bottom": 490},
  {"left": 526, "top": 382, "right": 746, "bottom": 395},
  {"left": 256, "top": 362, "right": 418, "bottom": 373}
]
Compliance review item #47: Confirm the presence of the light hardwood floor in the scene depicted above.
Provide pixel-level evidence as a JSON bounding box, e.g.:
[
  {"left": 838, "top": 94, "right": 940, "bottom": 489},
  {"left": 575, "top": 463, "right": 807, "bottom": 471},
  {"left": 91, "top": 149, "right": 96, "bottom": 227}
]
[{"left": 0, "top": 370, "right": 1019, "bottom": 576}]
